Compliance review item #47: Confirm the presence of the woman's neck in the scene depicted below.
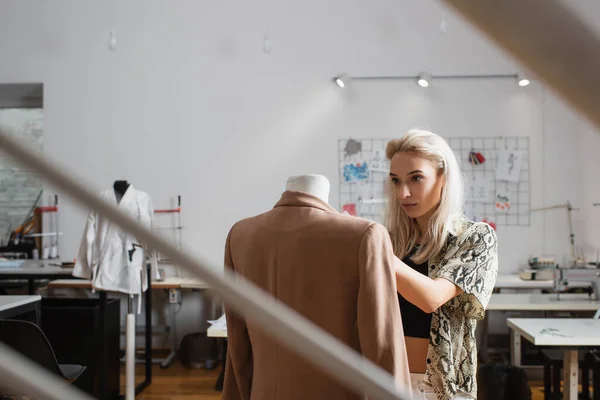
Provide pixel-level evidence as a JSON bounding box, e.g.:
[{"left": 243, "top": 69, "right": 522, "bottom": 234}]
[
  {"left": 416, "top": 217, "right": 430, "bottom": 244},
  {"left": 415, "top": 206, "right": 438, "bottom": 243}
]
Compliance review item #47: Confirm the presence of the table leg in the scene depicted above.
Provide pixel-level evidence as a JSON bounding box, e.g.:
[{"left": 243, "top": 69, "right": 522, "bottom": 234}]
[
  {"left": 35, "top": 300, "right": 41, "bottom": 327},
  {"left": 160, "top": 291, "right": 178, "bottom": 368},
  {"left": 215, "top": 339, "right": 227, "bottom": 391},
  {"left": 511, "top": 329, "right": 521, "bottom": 366},
  {"left": 563, "top": 350, "right": 578, "bottom": 400},
  {"left": 99, "top": 291, "right": 107, "bottom": 400}
]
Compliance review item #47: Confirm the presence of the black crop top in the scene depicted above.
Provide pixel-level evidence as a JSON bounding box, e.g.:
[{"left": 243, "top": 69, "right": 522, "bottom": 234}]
[{"left": 398, "top": 248, "right": 432, "bottom": 339}]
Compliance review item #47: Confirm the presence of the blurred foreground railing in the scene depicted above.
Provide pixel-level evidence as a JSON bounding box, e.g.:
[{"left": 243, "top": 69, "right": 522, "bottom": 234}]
[{"left": 2, "top": 0, "right": 600, "bottom": 398}]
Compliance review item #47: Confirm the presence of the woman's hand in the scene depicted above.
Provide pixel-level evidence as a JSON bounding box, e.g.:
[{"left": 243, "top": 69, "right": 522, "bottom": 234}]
[{"left": 393, "top": 256, "right": 463, "bottom": 313}]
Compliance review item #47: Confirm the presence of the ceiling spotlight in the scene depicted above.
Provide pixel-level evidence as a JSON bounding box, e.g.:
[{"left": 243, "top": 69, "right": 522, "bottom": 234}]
[
  {"left": 417, "top": 72, "right": 431, "bottom": 88},
  {"left": 333, "top": 73, "right": 351, "bottom": 88},
  {"left": 517, "top": 74, "right": 530, "bottom": 87}
]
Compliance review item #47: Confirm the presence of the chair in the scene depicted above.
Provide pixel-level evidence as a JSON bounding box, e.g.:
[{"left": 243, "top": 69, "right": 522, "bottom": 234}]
[
  {"left": 477, "top": 363, "right": 532, "bottom": 400},
  {"left": 0, "top": 319, "right": 86, "bottom": 385}
]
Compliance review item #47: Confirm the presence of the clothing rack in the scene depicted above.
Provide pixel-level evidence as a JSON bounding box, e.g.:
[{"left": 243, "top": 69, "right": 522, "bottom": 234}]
[
  {"left": 154, "top": 195, "right": 183, "bottom": 253},
  {"left": 152, "top": 195, "right": 182, "bottom": 368}
]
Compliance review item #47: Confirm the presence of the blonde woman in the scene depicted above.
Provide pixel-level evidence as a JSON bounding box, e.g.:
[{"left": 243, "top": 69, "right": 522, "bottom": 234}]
[{"left": 385, "top": 129, "right": 498, "bottom": 400}]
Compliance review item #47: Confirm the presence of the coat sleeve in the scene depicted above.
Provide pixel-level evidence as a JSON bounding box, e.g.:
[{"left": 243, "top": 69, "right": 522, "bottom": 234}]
[
  {"left": 432, "top": 222, "right": 498, "bottom": 320},
  {"left": 357, "top": 223, "right": 412, "bottom": 399},
  {"left": 222, "top": 226, "right": 253, "bottom": 400},
  {"left": 73, "top": 208, "right": 97, "bottom": 279}
]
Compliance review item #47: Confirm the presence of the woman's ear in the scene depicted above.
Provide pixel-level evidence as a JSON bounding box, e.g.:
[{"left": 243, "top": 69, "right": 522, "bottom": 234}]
[{"left": 437, "top": 170, "right": 446, "bottom": 186}]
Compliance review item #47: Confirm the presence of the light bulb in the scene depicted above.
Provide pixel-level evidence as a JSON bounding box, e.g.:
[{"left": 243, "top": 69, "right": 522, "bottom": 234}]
[
  {"left": 109, "top": 29, "right": 117, "bottom": 51},
  {"left": 518, "top": 78, "right": 530, "bottom": 87},
  {"left": 262, "top": 34, "right": 271, "bottom": 54},
  {"left": 332, "top": 73, "right": 351, "bottom": 88},
  {"left": 440, "top": 12, "right": 447, "bottom": 33},
  {"left": 417, "top": 72, "right": 431, "bottom": 88}
]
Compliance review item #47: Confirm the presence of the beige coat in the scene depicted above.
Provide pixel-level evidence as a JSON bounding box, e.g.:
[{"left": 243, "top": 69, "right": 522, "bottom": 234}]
[{"left": 222, "top": 190, "right": 411, "bottom": 400}]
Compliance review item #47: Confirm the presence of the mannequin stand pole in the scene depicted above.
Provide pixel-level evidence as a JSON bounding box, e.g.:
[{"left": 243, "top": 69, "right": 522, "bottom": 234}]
[{"left": 126, "top": 296, "right": 135, "bottom": 400}]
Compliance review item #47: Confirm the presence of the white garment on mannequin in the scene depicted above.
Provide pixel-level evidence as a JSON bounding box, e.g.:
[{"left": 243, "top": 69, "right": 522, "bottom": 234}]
[
  {"left": 73, "top": 184, "right": 160, "bottom": 297},
  {"left": 285, "top": 174, "right": 330, "bottom": 204}
]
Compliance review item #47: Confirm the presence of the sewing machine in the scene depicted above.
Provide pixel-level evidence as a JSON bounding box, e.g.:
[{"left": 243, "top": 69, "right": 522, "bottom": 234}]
[{"left": 554, "top": 266, "right": 600, "bottom": 300}]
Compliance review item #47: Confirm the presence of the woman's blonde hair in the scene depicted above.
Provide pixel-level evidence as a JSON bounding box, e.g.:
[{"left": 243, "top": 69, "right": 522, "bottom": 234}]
[{"left": 385, "top": 129, "right": 465, "bottom": 263}]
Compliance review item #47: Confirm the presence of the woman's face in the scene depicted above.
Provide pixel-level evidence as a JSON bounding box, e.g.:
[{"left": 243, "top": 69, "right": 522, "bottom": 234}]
[{"left": 389, "top": 151, "right": 444, "bottom": 220}]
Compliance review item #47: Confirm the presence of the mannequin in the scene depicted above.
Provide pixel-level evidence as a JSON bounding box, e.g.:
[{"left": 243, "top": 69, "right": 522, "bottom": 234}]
[
  {"left": 76, "top": 179, "right": 158, "bottom": 399},
  {"left": 285, "top": 174, "right": 330, "bottom": 204},
  {"left": 113, "top": 180, "right": 130, "bottom": 203}
]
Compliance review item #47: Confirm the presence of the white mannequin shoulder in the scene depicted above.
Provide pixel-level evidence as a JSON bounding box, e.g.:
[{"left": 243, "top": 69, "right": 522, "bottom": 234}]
[{"left": 285, "top": 174, "right": 330, "bottom": 204}]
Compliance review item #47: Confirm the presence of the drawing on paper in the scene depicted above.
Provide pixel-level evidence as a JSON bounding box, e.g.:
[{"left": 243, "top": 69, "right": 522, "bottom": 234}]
[
  {"left": 344, "top": 139, "right": 362, "bottom": 158},
  {"left": 469, "top": 176, "right": 492, "bottom": 203},
  {"left": 342, "top": 203, "right": 357, "bottom": 216},
  {"left": 495, "top": 149, "right": 524, "bottom": 182},
  {"left": 342, "top": 161, "right": 369, "bottom": 183},
  {"left": 495, "top": 191, "right": 511, "bottom": 212},
  {"left": 481, "top": 218, "right": 496, "bottom": 230},
  {"left": 356, "top": 183, "right": 374, "bottom": 203},
  {"left": 369, "top": 148, "right": 388, "bottom": 172}
]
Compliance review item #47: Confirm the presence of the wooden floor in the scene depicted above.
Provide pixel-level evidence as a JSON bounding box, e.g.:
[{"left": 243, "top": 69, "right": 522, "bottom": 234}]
[
  {"left": 123, "top": 363, "right": 552, "bottom": 399},
  {"left": 125, "top": 364, "right": 222, "bottom": 400}
]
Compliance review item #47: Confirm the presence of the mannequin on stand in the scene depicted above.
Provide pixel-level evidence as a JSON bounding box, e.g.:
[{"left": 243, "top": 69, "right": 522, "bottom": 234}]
[
  {"left": 113, "top": 180, "right": 136, "bottom": 400},
  {"left": 75, "top": 178, "right": 158, "bottom": 399},
  {"left": 222, "top": 172, "right": 411, "bottom": 397},
  {"left": 285, "top": 174, "right": 330, "bottom": 203}
]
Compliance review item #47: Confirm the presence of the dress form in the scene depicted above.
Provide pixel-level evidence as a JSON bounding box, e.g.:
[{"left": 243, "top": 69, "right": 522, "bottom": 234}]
[
  {"left": 285, "top": 174, "right": 330, "bottom": 204},
  {"left": 113, "top": 180, "right": 130, "bottom": 203}
]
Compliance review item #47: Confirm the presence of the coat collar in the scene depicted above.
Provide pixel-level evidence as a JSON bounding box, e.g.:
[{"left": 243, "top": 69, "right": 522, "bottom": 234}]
[
  {"left": 274, "top": 190, "right": 339, "bottom": 214},
  {"left": 113, "top": 184, "right": 135, "bottom": 207}
]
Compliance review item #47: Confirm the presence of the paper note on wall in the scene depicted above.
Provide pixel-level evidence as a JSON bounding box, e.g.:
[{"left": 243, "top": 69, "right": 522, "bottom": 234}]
[
  {"left": 495, "top": 149, "right": 525, "bottom": 182},
  {"left": 356, "top": 183, "right": 374, "bottom": 203},
  {"left": 495, "top": 189, "right": 511, "bottom": 212},
  {"left": 342, "top": 203, "right": 357, "bottom": 216},
  {"left": 369, "top": 148, "right": 388, "bottom": 172},
  {"left": 342, "top": 161, "right": 369, "bottom": 183},
  {"left": 344, "top": 139, "right": 362, "bottom": 158},
  {"left": 469, "top": 176, "right": 492, "bottom": 203}
]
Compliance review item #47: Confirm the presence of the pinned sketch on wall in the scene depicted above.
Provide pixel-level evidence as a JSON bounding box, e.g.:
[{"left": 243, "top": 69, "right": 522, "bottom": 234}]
[
  {"left": 340, "top": 137, "right": 530, "bottom": 226},
  {"left": 344, "top": 139, "right": 362, "bottom": 158},
  {"left": 469, "top": 175, "right": 493, "bottom": 203},
  {"left": 495, "top": 149, "right": 525, "bottom": 182},
  {"left": 495, "top": 189, "right": 511, "bottom": 212},
  {"left": 342, "top": 161, "right": 369, "bottom": 183},
  {"left": 481, "top": 218, "right": 497, "bottom": 230},
  {"left": 342, "top": 203, "right": 357, "bottom": 216},
  {"left": 357, "top": 183, "right": 374, "bottom": 203},
  {"left": 369, "top": 148, "right": 388, "bottom": 172}
]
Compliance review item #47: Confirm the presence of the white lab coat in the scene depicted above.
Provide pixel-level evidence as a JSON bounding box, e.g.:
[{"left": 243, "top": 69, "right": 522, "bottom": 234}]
[{"left": 73, "top": 185, "right": 159, "bottom": 296}]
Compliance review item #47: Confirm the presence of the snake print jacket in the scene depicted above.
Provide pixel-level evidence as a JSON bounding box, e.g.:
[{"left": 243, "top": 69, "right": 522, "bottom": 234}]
[{"left": 422, "top": 219, "right": 498, "bottom": 400}]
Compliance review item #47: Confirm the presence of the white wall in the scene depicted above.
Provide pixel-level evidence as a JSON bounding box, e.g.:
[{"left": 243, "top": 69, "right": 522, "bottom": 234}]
[
  {"left": 1, "top": 0, "right": 598, "bottom": 344},
  {"left": 330, "top": 80, "right": 585, "bottom": 271}
]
